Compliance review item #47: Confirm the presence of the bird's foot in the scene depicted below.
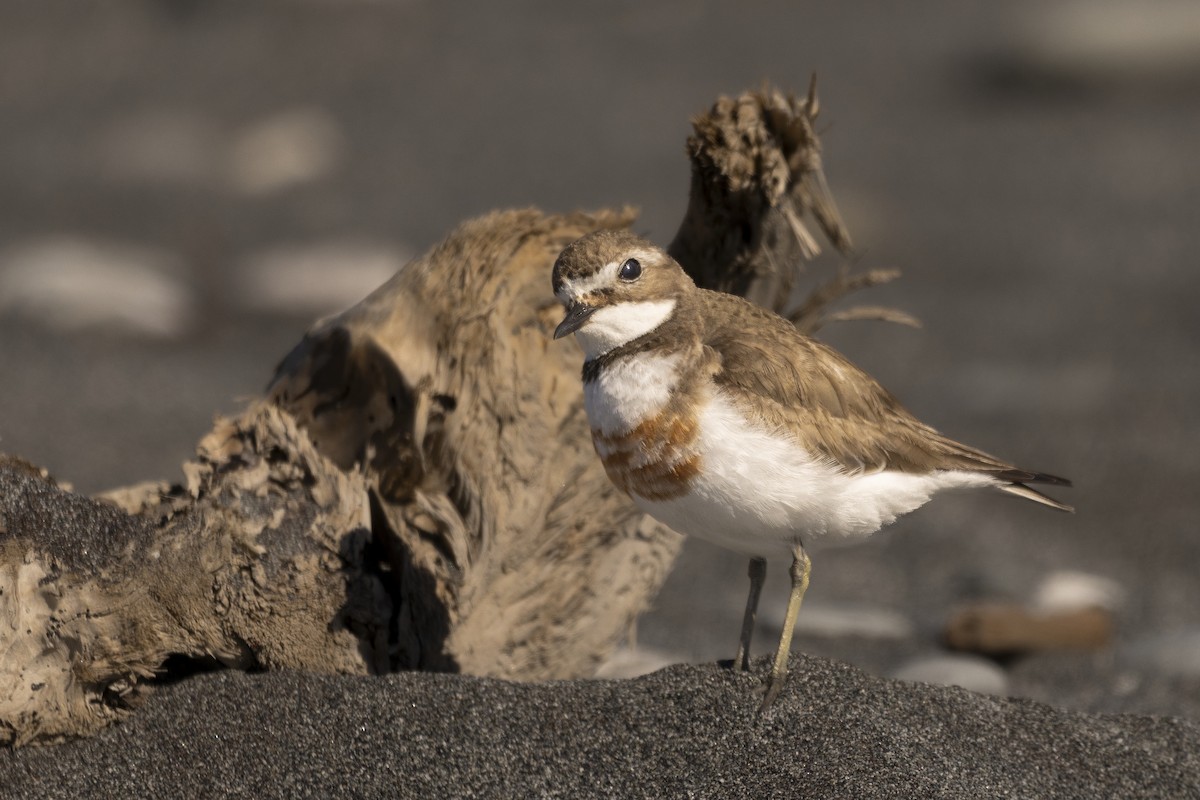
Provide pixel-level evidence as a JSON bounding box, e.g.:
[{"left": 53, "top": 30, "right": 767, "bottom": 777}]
[
  {"left": 732, "top": 647, "right": 750, "bottom": 672},
  {"left": 758, "top": 673, "right": 785, "bottom": 715}
]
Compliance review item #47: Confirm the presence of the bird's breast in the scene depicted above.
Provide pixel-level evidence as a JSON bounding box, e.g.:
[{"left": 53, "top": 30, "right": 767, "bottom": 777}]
[{"left": 583, "top": 352, "right": 701, "bottom": 501}]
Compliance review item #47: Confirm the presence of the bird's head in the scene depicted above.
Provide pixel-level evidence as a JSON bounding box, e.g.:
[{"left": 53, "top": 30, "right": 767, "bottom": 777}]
[{"left": 551, "top": 230, "right": 693, "bottom": 358}]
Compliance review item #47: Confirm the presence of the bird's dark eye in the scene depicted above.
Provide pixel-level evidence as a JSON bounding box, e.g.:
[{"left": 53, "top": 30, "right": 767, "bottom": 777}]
[{"left": 618, "top": 258, "right": 642, "bottom": 281}]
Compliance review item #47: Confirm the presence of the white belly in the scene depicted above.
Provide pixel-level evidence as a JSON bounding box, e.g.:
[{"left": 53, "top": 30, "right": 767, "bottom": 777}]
[{"left": 632, "top": 393, "right": 994, "bottom": 556}]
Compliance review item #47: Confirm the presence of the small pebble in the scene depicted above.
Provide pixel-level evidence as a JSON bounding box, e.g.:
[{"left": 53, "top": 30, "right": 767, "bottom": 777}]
[
  {"left": 1033, "top": 570, "right": 1126, "bottom": 613},
  {"left": 227, "top": 108, "right": 344, "bottom": 195},
  {"left": 892, "top": 654, "right": 1009, "bottom": 696},
  {"left": 1012, "top": 1, "right": 1200, "bottom": 80},
  {"left": 594, "top": 646, "right": 678, "bottom": 679},
  {"left": 0, "top": 237, "right": 193, "bottom": 337},
  {"left": 789, "top": 604, "right": 914, "bottom": 640},
  {"left": 944, "top": 603, "right": 1113, "bottom": 654},
  {"left": 233, "top": 241, "right": 407, "bottom": 315}
]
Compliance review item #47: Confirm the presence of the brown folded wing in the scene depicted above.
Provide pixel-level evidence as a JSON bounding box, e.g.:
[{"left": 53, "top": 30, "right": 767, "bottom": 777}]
[{"left": 700, "top": 290, "right": 1068, "bottom": 487}]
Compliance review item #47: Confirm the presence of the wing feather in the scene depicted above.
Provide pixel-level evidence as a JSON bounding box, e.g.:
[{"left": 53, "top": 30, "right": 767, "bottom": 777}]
[{"left": 699, "top": 290, "right": 1071, "bottom": 498}]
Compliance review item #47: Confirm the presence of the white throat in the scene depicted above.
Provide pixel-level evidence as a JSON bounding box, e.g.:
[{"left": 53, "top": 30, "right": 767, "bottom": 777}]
[{"left": 573, "top": 299, "right": 676, "bottom": 358}]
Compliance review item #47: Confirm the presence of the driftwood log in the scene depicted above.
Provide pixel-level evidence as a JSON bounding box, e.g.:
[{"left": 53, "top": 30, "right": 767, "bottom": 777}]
[{"left": 0, "top": 85, "right": 907, "bottom": 746}]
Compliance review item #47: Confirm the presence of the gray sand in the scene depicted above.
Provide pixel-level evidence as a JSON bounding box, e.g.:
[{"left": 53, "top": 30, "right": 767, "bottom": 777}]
[{"left": 4, "top": 658, "right": 1197, "bottom": 799}]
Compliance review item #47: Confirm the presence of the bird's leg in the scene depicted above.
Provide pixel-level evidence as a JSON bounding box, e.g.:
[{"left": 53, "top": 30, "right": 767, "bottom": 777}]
[
  {"left": 760, "top": 545, "right": 811, "bottom": 713},
  {"left": 733, "top": 557, "right": 766, "bottom": 671}
]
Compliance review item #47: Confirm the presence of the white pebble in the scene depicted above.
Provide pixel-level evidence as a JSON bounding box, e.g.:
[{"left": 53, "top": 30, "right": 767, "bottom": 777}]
[
  {"left": 766, "top": 603, "right": 914, "bottom": 641},
  {"left": 1015, "top": 1, "right": 1200, "bottom": 79},
  {"left": 1032, "top": 570, "right": 1126, "bottom": 613},
  {"left": 594, "top": 646, "right": 679, "bottom": 679},
  {"left": 796, "top": 605, "right": 914, "bottom": 640},
  {"left": 227, "top": 108, "right": 343, "bottom": 195},
  {"left": 233, "top": 241, "right": 408, "bottom": 315},
  {"left": 892, "top": 654, "right": 1010, "bottom": 696},
  {"left": 0, "top": 237, "right": 193, "bottom": 338}
]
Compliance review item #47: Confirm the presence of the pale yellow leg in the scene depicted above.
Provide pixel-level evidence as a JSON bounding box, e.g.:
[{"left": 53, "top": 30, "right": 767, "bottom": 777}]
[
  {"left": 760, "top": 545, "right": 811, "bottom": 713},
  {"left": 733, "top": 557, "right": 766, "bottom": 671}
]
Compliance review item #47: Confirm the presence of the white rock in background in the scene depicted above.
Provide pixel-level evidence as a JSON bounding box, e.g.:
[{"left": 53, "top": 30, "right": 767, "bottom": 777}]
[
  {"left": 1017, "top": 1, "right": 1200, "bottom": 79},
  {"left": 594, "top": 646, "right": 679, "bottom": 680},
  {"left": 93, "top": 106, "right": 344, "bottom": 194},
  {"left": 892, "top": 654, "right": 1010, "bottom": 696},
  {"left": 227, "top": 108, "right": 344, "bottom": 195},
  {"left": 0, "top": 237, "right": 194, "bottom": 338},
  {"left": 234, "top": 241, "right": 408, "bottom": 315},
  {"left": 762, "top": 602, "right": 914, "bottom": 641},
  {"left": 793, "top": 605, "right": 914, "bottom": 640},
  {"left": 1032, "top": 570, "right": 1126, "bottom": 613}
]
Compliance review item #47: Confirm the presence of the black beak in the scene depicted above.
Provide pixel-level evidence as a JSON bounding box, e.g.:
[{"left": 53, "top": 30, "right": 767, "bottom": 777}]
[{"left": 553, "top": 302, "right": 597, "bottom": 339}]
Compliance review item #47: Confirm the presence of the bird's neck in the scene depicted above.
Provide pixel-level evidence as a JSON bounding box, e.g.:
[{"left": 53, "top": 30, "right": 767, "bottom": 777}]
[
  {"left": 571, "top": 298, "right": 679, "bottom": 360},
  {"left": 581, "top": 301, "right": 700, "bottom": 385}
]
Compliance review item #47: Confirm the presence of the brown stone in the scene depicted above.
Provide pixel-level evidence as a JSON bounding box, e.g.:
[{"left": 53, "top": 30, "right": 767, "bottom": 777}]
[{"left": 945, "top": 603, "right": 1114, "bottom": 655}]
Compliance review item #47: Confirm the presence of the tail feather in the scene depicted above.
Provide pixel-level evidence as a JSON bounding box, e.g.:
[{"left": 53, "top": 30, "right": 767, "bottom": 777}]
[
  {"left": 990, "top": 467, "right": 1072, "bottom": 488},
  {"left": 1022, "top": 470, "right": 1071, "bottom": 487},
  {"left": 998, "top": 481, "right": 1074, "bottom": 512}
]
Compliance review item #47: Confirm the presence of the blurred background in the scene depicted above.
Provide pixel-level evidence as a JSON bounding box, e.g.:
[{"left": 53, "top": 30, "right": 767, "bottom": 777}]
[{"left": 1, "top": 0, "right": 1198, "bottom": 716}]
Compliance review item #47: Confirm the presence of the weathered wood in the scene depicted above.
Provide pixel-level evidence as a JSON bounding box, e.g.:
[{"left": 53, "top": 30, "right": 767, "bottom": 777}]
[
  {"left": 0, "top": 412, "right": 389, "bottom": 745},
  {"left": 268, "top": 207, "right": 681, "bottom": 679}
]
